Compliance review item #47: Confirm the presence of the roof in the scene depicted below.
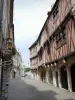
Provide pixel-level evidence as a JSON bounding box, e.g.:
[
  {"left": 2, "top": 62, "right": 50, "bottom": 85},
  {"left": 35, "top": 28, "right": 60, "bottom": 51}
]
[{"left": 29, "top": 40, "right": 37, "bottom": 49}]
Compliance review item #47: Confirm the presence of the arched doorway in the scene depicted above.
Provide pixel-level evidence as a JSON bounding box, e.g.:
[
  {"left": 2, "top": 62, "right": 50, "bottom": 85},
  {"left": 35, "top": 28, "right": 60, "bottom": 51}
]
[
  {"left": 60, "top": 66, "right": 68, "bottom": 89},
  {"left": 71, "top": 63, "right": 75, "bottom": 92},
  {"left": 49, "top": 70, "right": 53, "bottom": 84}
]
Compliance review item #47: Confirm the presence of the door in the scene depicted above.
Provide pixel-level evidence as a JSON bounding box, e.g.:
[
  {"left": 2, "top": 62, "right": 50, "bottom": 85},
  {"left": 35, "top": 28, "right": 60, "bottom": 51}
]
[{"left": 56, "top": 72, "right": 59, "bottom": 87}]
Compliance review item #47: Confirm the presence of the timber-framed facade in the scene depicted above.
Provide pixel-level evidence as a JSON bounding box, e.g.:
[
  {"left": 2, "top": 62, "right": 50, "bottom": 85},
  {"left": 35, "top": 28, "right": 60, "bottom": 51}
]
[{"left": 29, "top": 0, "right": 75, "bottom": 92}]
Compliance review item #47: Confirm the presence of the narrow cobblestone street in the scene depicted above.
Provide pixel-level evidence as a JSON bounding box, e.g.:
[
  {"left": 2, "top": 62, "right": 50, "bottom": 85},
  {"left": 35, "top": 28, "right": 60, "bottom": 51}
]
[{"left": 8, "top": 77, "right": 75, "bottom": 100}]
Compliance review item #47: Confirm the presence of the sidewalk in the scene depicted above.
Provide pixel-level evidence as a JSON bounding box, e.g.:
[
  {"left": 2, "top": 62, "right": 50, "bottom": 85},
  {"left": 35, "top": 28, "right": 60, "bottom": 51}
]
[{"left": 24, "top": 78, "right": 75, "bottom": 100}]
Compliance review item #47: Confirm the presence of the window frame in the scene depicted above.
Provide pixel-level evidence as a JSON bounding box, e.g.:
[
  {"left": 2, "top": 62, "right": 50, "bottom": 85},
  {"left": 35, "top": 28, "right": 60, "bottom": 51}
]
[{"left": 56, "top": 27, "right": 67, "bottom": 49}]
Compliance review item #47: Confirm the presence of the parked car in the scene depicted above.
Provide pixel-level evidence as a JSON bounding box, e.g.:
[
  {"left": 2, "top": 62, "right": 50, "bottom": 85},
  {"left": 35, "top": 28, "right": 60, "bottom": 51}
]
[{"left": 22, "top": 74, "right": 27, "bottom": 77}]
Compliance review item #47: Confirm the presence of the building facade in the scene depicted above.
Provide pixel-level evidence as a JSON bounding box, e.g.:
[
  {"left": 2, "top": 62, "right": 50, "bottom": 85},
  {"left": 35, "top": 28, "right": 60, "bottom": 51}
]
[
  {"left": 0, "top": 0, "right": 15, "bottom": 99},
  {"left": 12, "top": 51, "right": 22, "bottom": 78},
  {"left": 29, "top": 0, "right": 75, "bottom": 92},
  {"left": 29, "top": 41, "right": 38, "bottom": 79}
]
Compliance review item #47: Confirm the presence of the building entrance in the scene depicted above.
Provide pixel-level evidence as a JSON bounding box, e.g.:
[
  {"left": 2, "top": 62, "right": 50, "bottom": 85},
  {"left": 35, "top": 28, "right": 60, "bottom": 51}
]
[
  {"left": 71, "top": 64, "right": 75, "bottom": 92},
  {"left": 49, "top": 70, "right": 53, "bottom": 84},
  {"left": 56, "top": 72, "right": 59, "bottom": 87},
  {"left": 61, "top": 66, "right": 68, "bottom": 89}
]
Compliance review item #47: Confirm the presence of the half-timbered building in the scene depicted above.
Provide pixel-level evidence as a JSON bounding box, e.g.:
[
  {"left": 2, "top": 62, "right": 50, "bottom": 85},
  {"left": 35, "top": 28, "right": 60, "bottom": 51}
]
[
  {"left": 29, "top": 0, "right": 75, "bottom": 92},
  {"left": 29, "top": 41, "right": 38, "bottom": 80}
]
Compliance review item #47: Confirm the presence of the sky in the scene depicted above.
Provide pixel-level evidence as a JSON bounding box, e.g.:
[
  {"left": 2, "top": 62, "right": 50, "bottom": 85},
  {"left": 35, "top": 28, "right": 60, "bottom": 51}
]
[{"left": 14, "top": 0, "right": 55, "bottom": 67}]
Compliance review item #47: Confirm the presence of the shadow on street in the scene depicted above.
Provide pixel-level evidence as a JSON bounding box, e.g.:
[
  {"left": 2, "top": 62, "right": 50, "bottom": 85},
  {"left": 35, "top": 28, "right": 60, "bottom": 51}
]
[{"left": 8, "top": 78, "right": 75, "bottom": 100}]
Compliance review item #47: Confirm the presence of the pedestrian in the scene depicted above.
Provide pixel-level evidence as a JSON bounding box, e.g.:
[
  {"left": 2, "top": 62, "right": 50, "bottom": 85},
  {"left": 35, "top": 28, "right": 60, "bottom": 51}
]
[{"left": 13, "top": 71, "right": 16, "bottom": 78}]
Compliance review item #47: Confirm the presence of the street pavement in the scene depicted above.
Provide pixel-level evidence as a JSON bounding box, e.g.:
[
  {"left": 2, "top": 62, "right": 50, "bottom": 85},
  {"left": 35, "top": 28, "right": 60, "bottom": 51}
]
[{"left": 8, "top": 76, "right": 75, "bottom": 100}]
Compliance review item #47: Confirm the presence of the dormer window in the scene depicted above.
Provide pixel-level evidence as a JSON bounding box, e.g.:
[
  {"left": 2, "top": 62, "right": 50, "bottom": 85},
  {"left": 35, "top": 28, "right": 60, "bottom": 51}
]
[{"left": 53, "top": 3, "right": 59, "bottom": 19}]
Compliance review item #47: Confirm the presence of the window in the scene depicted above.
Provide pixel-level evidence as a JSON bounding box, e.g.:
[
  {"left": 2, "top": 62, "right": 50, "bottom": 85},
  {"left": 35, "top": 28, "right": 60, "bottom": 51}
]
[
  {"left": 56, "top": 27, "right": 66, "bottom": 48},
  {"left": 63, "top": 28, "right": 66, "bottom": 43},
  {"left": 47, "top": 42, "right": 50, "bottom": 54},
  {"left": 53, "top": 3, "right": 59, "bottom": 19},
  {"left": 39, "top": 50, "right": 42, "bottom": 61}
]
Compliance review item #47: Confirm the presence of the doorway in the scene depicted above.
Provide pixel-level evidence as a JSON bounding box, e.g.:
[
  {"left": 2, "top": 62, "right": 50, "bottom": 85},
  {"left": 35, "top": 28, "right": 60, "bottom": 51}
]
[
  {"left": 71, "top": 63, "right": 75, "bottom": 92},
  {"left": 41, "top": 70, "right": 43, "bottom": 81},
  {"left": 60, "top": 66, "right": 68, "bottom": 89},
  {"left": 49, "top": 70, "right": 53, "bottom": 84},
  {"left": 43, "top": 69, "right": 46, "bottom": 82},
  {"left": 56, "top": 72, "right": 59, "bottom": 87}
]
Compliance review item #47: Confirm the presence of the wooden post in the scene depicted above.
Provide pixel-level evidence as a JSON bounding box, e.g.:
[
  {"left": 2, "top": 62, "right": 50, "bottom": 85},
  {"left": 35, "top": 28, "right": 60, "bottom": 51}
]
[
  {"left": 53, "top": 71, "right": 57, "bottom": 86},
  {"left": 58, "top": 68, "right": 62, "bottom": 88},
  {"left": 67, "top": 67, "right": 72, "bottom": 92},
  {"left": 46, "top": 67, "right": 50, "bottom": 83}
]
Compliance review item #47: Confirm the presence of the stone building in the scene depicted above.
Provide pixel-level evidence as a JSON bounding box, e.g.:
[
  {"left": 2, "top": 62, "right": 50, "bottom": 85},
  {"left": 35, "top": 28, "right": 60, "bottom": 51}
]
[
  {"left": 29, "top": 0, "right": 75, "bottom": 92},
  {"left": 0, "top": 0, "right": 15, "bottom": 99},
  {"left": 12, "top": 50, "right": 23, "bottom": 78}
]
